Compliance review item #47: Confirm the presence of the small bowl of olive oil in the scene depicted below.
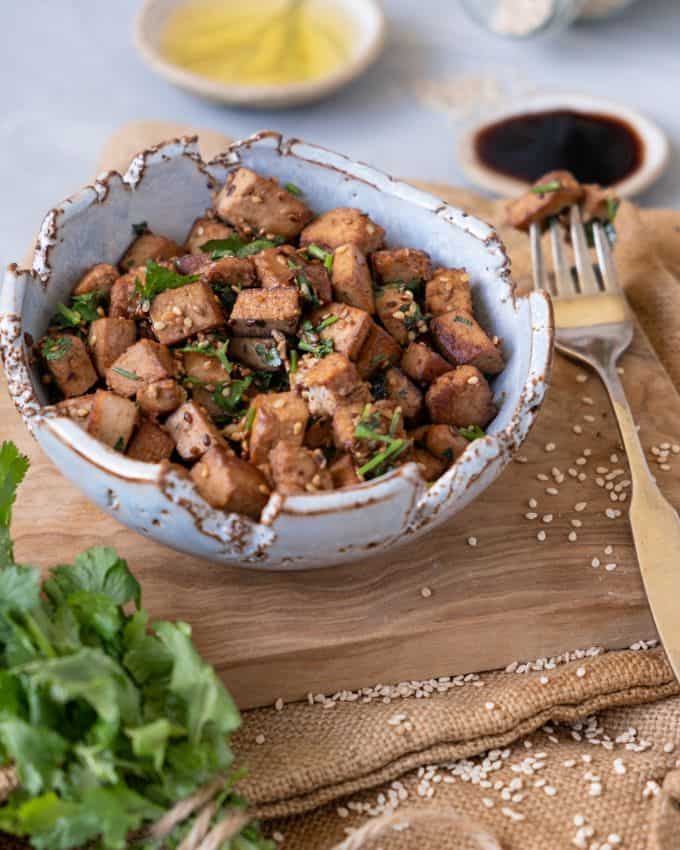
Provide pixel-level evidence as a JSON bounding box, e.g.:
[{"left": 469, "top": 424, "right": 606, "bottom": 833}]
[{"left": 135, "top": 0, "right": 386, "bottom": 108}]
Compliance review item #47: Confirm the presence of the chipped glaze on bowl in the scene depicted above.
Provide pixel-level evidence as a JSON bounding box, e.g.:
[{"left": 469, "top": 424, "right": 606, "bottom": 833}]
[{"left": 0, "top": 133, "right": 553, "bottom": 570}]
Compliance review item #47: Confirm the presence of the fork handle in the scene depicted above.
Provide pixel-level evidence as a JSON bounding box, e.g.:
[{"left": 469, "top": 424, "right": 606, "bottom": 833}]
[{"left": 600, "top": 364, "right": 680, "bottom": 679}]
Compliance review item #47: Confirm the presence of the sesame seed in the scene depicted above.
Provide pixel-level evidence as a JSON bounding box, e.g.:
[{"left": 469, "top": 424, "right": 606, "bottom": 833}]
[
  {"left": 544, "top": 785, "right": 557, "bottom": 796},
  {"left": 613, "top": 759, "right": 626, "bottom": 775},
  {"left": 467, "top": 536, "right": 477, "bottom": 547},
  {"left": 485, "top": 701, "right": 495, "bottom": 710},
  {"left": 537, "top": 530, "right": 546, "bottom": 542},
  {"left": 545, "top": 442, "right": 556, "bottom": 452},
  {"left": 573, "top": 425, "right": 583, "bottom": 435},
  {"left": 525, "top": 512, "right": 538, "bottom": 520},
  {"left": 546, "top": 487, "right": 559, "bottom": 496},
  {"left": 610, "top": 453, "right": 619, "bottom": 463},
  {"left": 540, "top": 675, "right": 549, "bottom": 684},
  {"left": 574, "top": 502, "right": 587, "bottom": 512},
  {"left": 275, "top": 697, "right": 284, "bottom": 711},
  {"left": 255, "top": 734, "right": 265, "bottom": 745},
  {"left": 575, "top": 457, "right": 587, "bottom": 466},
  {"left": 529, "top": 498, "right": 538, "bottom": 509},
  {"left": 576, "top": 373, "right": 588, "bottom": 383},
  {"left": 571, "top": 519, "right": 582, "bottom": 528},
  {"left": 576, "top": 667, "right": 586, "bottom": 678},
  {"left": 578, "top": 473, "right": 587, "bottom": 482},
  {"left": 605, "top": 563, "right": 617, "bottom": 572},
  {"left": 582, "top": 396, "right": 594, "bottom": 405},
  {"left": 664, "top": 742, "right": 675, "bottom": 753},
  {"left": 420, "top": 586, "right": 432, "bottom": 598},
  {"left": 583, "top": 414, "right": 595, "bottom": 423},
  {"left": 568, "top": 531, "right": 577, "bottom": 542},
  {"left": 537, "top": 473, "right": 549, "bottom": 481},
  {"left": 604, "top": 545, "right": 613, "bottom": 554},
  {"left": 568, "top": 468, "right": 578, "bottom": 477},
  {"left": 592, "top": 558, "right": 600, "bottom": 568},
  {"left": 542, "top": 514, "right": 553, "bottom": 523}
]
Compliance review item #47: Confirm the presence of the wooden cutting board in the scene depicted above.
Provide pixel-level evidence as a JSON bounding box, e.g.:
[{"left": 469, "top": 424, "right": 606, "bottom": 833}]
[{"left": 3, "top": 122, "right": 676, "bottom": 709}]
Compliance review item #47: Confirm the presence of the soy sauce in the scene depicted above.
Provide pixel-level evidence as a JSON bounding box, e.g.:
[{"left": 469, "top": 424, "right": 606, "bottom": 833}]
[{"left": 474, "top": 110, "right": 643, "bottom": 187}]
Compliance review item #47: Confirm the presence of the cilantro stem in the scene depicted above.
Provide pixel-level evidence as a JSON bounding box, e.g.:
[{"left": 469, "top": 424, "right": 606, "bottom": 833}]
[
  {"left": 531, "top": 180, "right": 561, "bottom": 195},
  {"left": 23, "top": 611, "right": 56, "bottom": 658}
]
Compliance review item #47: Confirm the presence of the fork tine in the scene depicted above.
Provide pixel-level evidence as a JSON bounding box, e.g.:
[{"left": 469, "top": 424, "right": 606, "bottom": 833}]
[
  {"left": 570, "top": 206, "right": 600, "bottom": 295},
  {"left": 529, "top": 222, "right": 548, "bottom": 292},
  {"left": 549, "top": 219, "right": 576, "bottom": 298},
  {"left": 592, "top": 223, "right": 621, "bottom": 293}
]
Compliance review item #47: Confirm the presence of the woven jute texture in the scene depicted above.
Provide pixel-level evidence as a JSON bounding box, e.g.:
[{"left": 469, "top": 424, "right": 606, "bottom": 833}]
[{"left": 3, "top": 124, "right": 680, "bottom": 850}]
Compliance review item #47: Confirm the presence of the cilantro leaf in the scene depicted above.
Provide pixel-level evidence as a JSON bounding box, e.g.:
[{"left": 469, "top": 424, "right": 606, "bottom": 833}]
[
  {"left": 285, "top": 182, "right": 302, "bottom": 196},
  {"left": 40, "top": 336, "right": 71, "bottom": 362},
  {"left": 178, "top": 339, "right": 232, "bottom": 374},
  {"left": 459, "top": 425, "right": 486, "bottom": 441},
  {"left": 531, "top": 180, "right": 562, "bottom": 194},
  {"left": 52, "top": 291, "right": 106, "bottom": 329},
  {"left": 0, "top": 442, "right": 29, "bottom": 565},
  {"left": 254, "top": 342, "right": 282, "bottom": 368},
  {"left": 132, "top": 221, "right": 148, "bottom": 236},
  {"left": 44, "top": 547, "right": 141, "bottom": 609},
  {"left": 212, "top": 377, "right": 253, "bottom": 419},
  {"left": 0, "top": 718, "right": 67, "bottom": 795},
  {"left": 201, "top": 236, "right": 284, "bottom": 260},
  {"left": 0, "top": 565, "right": 41, "bottom": 614},
  {"left": 135, "top": 261, "right": 199, "bottom": 302}
]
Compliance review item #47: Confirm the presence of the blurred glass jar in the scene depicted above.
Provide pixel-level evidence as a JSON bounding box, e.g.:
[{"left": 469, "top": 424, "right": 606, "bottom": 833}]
[{"left": 459, "top": 0, "right": 639, "bottom": 39}]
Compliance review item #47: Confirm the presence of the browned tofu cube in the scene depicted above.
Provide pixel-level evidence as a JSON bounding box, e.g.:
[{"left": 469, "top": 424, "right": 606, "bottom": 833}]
[
  {"left": 355, "top": 322, "right": 402, "bottom": 379},
  {"left": 42, "top": 334, "right": 98, "bottom": 398},
  {"left": 249, "top": 392, "right": 309, "bottom": 467},
  {"left": 400, "top": 342, "right": 452, "bottom": 385},
  {"left": 331, "top": 402, "right": 365, "bottom": 454},
  {"left": 119, "top": 233, "right": 181, "bottom": 273},
  {"left": 253, "top": 245, "right": 297, "bottom": 289},
  {"left": 126, "top": 419, "right": 175, "bottom": 463},
  {"left": 305, "top": 417, "right": 333, "bottom": 450},
  {"left": 268, "top": 441, "right": 333, "bottom": 496},
  {"left": 331, "top": 244, "right": 375, "bottom": 313},
  {"left": 384, "top": 367, "right": 423, "bottom": 420},
  {"left": 425, "top": 268, "right": 472, "bottom": 318},
  {"left": 165, "top": 400, "right": 225, "bottom": 460},
  {"left": 185, "top": 215, "right": 235, "bottom": 254},
  {"left": 137, "top": 379, "right": 187, "bottom": 417},
  {"left": 150, "top": 281, "right": 227, "bottom": 345},
  {"left": 329, "top": 453, "right": 361, "bottom": 489},
  {"left": 214, "top": 167, "right": 313, "bottom": 239},
  {"left": 297, "top": 260, "right": 333, "bottom": 306},
  {"left": 229, "top": 288, "right": 301, "bottom": 337},
  {"left": 106, "top": 339, "right": 176, "bottom": 397},
  {"left": 372, "top": 248, "right": 431, "bottom": 285},
  {"left": 55, "top": 394, "right": 95, "bottom": 429},
  {"left": 375, "top": 287, "right": 428, "bottom": 346},
  {"left": 204, "top": 257, "right": 257, "bottom": 289},
  {"left": 229, "top": 337, "right": 282, "bottom": 372},
  {"left": 181, "top": 349, "right": 231, "bottom": 386},
  {"left": 580, "top": 184, "right": 618, "bottom": 222},
  {"left": 73, "top": 263, "right": 119, "bottom": 297},
  {"left": 431, "top": 312, "right": 504, "bottom": 375},
  {"left": 88, "top": 318, "right": 137, "bottom": 376},
  {"left": 507, "top": 170, "right": 584, "bottom": 231},
  {"left": 333, "top": 400, "right": 406, "bottom": 466},
  {"left": 411, "top": 446, "right": 445, "bottom": 482},
  {"left": 293, "top": 353, "right": 370, "bottom": 417},
  {"left": 174, "top": 253, "right": 212, "bottom": 276},
  {"left": 425, "top": 366, "right": 496, "bottom": 428},
  {"left": 87, "top": 390, "right": 138, "bottom": 450},
  {"left": 421, "top": 424, "right": 468, "bottom": 465},
  {"left": 308, "top": 303, "right": 372, "bottom": 361},
  {"left": 109, "top": 267, "right": 146, "bottom": 319},
  {"left": 191, "top": 446, "right": 269, "bottom": 518},
  {"left": 300, "top": 207, "right": 385, "bottom": 253}
]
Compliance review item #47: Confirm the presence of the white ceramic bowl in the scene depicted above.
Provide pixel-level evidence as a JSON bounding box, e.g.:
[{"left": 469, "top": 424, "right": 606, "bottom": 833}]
[
  {"left": 0, "top": 132, "right": 553, "bottom": 570},
  {"left": 135, "top": 0, "right": 386, "bottom": 108}
]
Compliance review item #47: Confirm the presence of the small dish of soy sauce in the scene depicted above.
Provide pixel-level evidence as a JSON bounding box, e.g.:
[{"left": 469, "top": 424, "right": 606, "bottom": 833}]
[{"left": 457, "top": 93, "right": 669, "bottom": 198}]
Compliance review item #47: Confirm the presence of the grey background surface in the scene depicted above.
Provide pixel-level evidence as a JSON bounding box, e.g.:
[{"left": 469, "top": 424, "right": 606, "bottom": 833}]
[{"left": 2, "top": 0, "right": 679, "bottom": 263}]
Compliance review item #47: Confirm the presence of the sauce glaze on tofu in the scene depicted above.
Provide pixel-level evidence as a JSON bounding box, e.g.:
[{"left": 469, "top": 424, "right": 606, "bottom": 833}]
[{"left": 38, "top": 166, "right": 506, "bottom": 520}]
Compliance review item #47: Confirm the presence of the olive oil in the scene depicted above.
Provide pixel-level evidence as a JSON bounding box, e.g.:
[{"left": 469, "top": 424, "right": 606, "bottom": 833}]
[{"left": 161, "top": 0, "right": 354, "bottom": 87}]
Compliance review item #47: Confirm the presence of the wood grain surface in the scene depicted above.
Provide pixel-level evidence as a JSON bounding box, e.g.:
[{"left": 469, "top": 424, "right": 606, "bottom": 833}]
[{"left": 3, "top": 122, "right": 676, "bottom": 709}]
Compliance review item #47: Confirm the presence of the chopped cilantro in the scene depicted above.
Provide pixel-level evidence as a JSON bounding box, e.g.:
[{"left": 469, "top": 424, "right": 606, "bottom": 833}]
[
  {"left": 254, "top": 343, "right": 282, "bottom": 368},
  {"left": 606, "top": 198, "right": 620, "bottom": 222},
  {"left": 305, "top": 244, "right": 333, "bottom": 273},
  {"left": 52, "top": 291, "right": 107, "bottom": 330},
  {"left": 41, "top": 337, "right": 71, "bottom": 361},
  {"left": 244, "top": 406, "right": 256, "bottom": 433},
  {"left": 459, "top": 425, "right": 486, "bottom": 441},
  {"left": 284, "top": 182, "right": 302, "bottom": 196},
  {"left": 354, "top": 408, "right": 409, "bottom": 479},
  {"left": 289, "top": 349, "right": 298, "bottom": 373},
  {"left": 111, "top": 367, "right": 139, "bottom": 382},
  {"left": 298, "top": 319, "right": 335, "bottom": 358},
  {"left": 531, "top": 180, "right": 562, "bottom": 195},
  {"left": 135, "top": 261, "right": 199, "bottom": 302},
  {"left": 453, "top": 315, "right": 473, "bottom": 326},
  {"left": 212, "top": 377, "right": 253, "bottom": 419},
  {"left": 132, "top": 221, "right": 148, "bottom": 236},
  {"left": 113, "top": 437, "right": 125, "bottom": 452},
  {"left": 201, "top": 235, "right": 284, "bottom": 260},
  {"left": 178, "top": 339, "right": 232, "bottom": 373},
  {"left": 286, "top": 259, "right": 321, "bottom": 306}
]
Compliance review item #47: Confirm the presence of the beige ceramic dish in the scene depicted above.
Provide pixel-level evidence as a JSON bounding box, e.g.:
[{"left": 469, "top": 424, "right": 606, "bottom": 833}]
[{"left": 135, "top": 0, "right": 386, "bottom": 108}]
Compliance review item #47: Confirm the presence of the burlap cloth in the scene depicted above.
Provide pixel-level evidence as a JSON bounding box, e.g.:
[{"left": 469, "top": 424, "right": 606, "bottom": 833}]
[{"left": 4, "top": 124, "right": 680, "bottom": 849}]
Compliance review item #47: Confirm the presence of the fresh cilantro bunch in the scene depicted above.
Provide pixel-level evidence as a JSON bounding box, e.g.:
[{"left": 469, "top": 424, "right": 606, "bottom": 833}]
[{"left": 0, "top": 442, "right": 272, "bottom": 850}]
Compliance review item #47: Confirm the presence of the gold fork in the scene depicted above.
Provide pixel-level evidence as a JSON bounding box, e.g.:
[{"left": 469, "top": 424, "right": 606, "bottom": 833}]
[{"left": 531, "top": 208, "right": 680, "bottom": 682}]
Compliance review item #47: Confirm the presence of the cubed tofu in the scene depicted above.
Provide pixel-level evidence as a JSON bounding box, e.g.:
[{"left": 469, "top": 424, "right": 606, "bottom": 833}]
[
  {"left": 73, "top": 263, "right": 119, "bottom": 297},
  {"left": 87, "top": 390, "right": 138, "bottom": 450},
  {"left": 214, "top": 167, "right": 313, "bottom": 239},
  {"left": 229, "top": 337, "right": 283, "bottom": 372},
  {"left": 43, "top": 334, "right": 98, "bottom": 398},
  {"left": 174, "top": 253, "right": 212, "bottom": 276},
  {"left": 106, "top": 339, "right": 176, "bottom": 397},
  {"left": 181, "top": 349, "right": 231, "bottom": 385},
  {"left": 431, "top": 312, "right": 504, "bottom": 375},
  {"left": 88, "top": 318, "right": 137, "bottom": 376},
  {"left": 296, "top": 260, "right": 333, "bottom": 306},
  {"left": 304, "top": 417, "right": 334, "bottom": 449},
  {"left": 191, "top": 446, "right": 269, "bottom": 519},
  {"left": 109, "top": 267, "right": 145, "bottom": 319},
  {"left": 384, "top": 367, "right": 423, "bottom": 420},
  {"left": 300, "top": 207, "right": 385, "bottom": 253},
  {"left": 120, "top": 233, "right": 181, "bottom": 272},
  {"left": 331, "top": 402, "right": 365, "bottom": 454},
  {"left": 400, "top": 342, "right": 452, "bottom": 385},
  {"left": 150, "top": 281, "right": 227, "bottom": 345},
  {"left": 137, "top": 379, "right": 187, "bottom": 417},
  {"left": 329, "top": 453, "right": 361, "bottom": 489},
  {"left": 188, "top": 386, "right": 227, "bottom": 421},
  {"left": 249, "top": 392, "right": 309, "bottom": 467},
  {"left": 126, "top": 419, "right": 175, "bottom": 463},
  {"left": 425, "top": 268, "right": 473, "bottom": 318},
  {"left": 355, "top": 322, "right": 402, "bottom": 379},
  {"left": 331, "top": 244, "right": 375, "bottom": 313},
  {"left": 229, "top": 288, "right": 301, "bottom": 337},
  {"left": 185, "top": 215, "right": 235, "bottom": 254},
  {"left": 165, "top": 400, "right": 225, "bottom": 460},
  {"left": 375, "top": 287, "right": 423, "bottom": 346},
  {"left": 253, "top": 245, "right": 297, "bottom": 289},
  {"left": 308, "top": 303, "right": 372, "bottom": 361},
  {"left": 425, "top": 366, "right": 497, "bottom": 428},
  {"left": 372, "top": 248, "right": 431, "bottom": 285},
  {"left": 268, "top": 442, "right": 333, "bottom": 496},
  {"left": 411, "top": 446, "right": 445, "bottom": 482},
  {"left": 293, "top": 353, "right": 369, "bottom": 417},
  {"left": 580, "top": 184, "right": 618, "bottom": 222},
  {"left": 333, "top": 400, "right": 406, "bottom": 465},
  {"left": 507, "top": 170, "right": 584, "bottom": 231},
  {"left": 55, "top": 394, "right": 95, "bottom": 429},
  {"left": 421, "top": 424, "right": 468, "bottom": 465},
  {"left": 204, "top": 256, "right": 257, "bottom": 289}
]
